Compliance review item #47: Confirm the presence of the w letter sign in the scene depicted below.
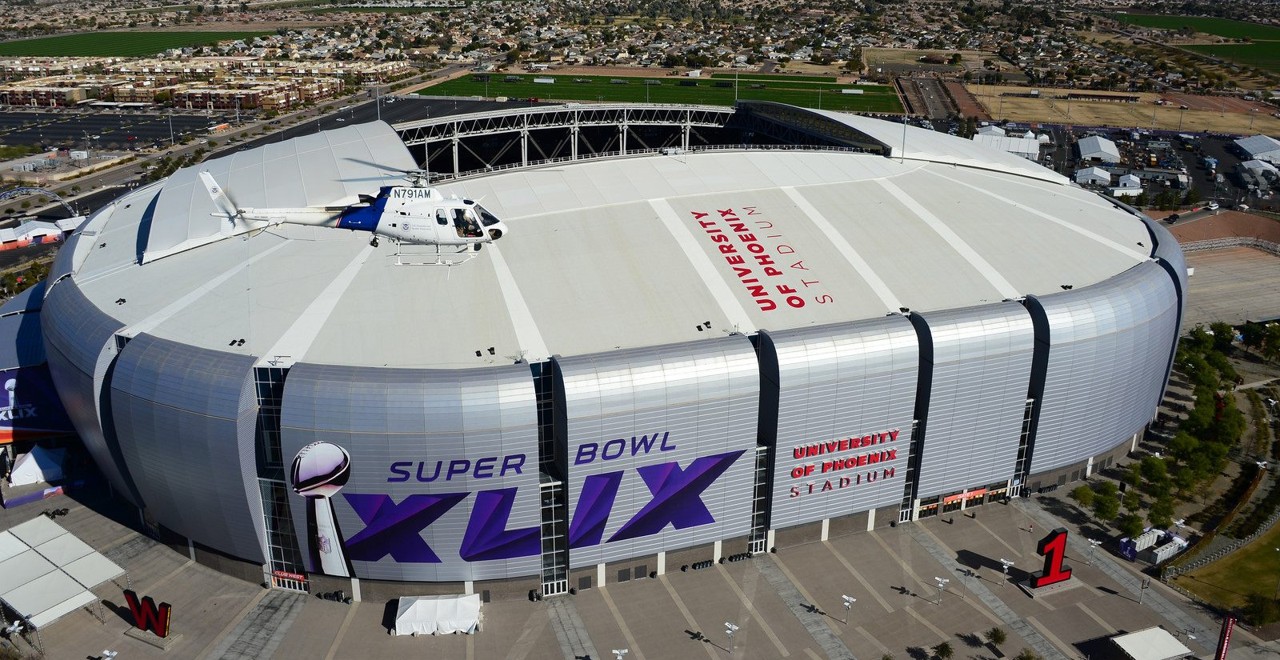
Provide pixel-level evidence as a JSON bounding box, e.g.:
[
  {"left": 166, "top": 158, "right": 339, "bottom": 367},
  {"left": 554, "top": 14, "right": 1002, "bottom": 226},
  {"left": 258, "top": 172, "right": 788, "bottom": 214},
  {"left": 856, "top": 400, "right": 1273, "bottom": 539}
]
[
  {"left": 1029, "top": 527, "right": 1072, "bottom": 588},
  {"left": 123, "top": 589, "right": 172, "bottom": 638}
]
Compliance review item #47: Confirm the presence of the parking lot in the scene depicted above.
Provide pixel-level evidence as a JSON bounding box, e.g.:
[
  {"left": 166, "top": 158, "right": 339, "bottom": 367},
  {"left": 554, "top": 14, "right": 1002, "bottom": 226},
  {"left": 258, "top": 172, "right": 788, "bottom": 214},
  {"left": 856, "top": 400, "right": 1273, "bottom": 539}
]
[{"left": 0, "top": 108, "right": 235, "bottom": 151}]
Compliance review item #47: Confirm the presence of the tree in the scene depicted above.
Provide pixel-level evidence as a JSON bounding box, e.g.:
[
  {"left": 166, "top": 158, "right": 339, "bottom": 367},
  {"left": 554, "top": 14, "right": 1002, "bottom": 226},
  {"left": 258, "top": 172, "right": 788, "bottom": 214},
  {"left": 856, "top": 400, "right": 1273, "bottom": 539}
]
[
  {"left": 1209, "top": 321, "right": 1236, "bottom": 354},
  {"left": 1241, "top": 322, "right": 1266, "bottom": 354},
  {"left": 1117, "top": 513, "right": 1145, "bottom": 538},
  {"left": 985, "top": 627, "right": 1008, "bottom": 648},
  {"left": 1149, "top": 495, "right": 1175, "bottom": 529},
  {"left": 1122, "top": 490, "right": 1141, "bottom": 512},
  {"left": 933, "top": 642, "right": 954, "bottom": 660},
  {"left": 1015, "top": 650, "right": 1043, "bottom": 660},
  {"left": 1069, "top": 484, "right": 1094, "bottom": 507},
  {"left": 1140, "top": 456, "right": 1167, "bottom": 485},
  {"left": 1093, "top": 493, "right": 1120, "bottom": 521}
]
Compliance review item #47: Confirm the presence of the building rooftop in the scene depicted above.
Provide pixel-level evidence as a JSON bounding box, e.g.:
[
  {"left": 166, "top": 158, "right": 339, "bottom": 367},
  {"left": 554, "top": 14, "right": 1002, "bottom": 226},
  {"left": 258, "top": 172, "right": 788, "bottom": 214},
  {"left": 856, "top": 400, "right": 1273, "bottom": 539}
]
[{"left": 63, "top": 116, "right": 1154, "bottom": 370}]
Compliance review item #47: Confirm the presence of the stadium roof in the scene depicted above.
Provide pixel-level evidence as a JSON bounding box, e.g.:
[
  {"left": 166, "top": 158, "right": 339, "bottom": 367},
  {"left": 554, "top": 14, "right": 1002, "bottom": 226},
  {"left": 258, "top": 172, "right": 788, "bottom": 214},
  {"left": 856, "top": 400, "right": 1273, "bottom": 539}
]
[{"left": 63, "top": 116, "right": 1155, "bottom": 370}]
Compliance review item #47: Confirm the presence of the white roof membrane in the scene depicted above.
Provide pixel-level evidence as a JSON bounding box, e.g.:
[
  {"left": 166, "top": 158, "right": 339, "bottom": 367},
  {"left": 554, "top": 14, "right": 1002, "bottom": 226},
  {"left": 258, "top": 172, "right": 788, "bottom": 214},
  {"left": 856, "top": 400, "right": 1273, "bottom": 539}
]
[{"left": 69, "top": 116, "right": 1155, "bottom": 369}]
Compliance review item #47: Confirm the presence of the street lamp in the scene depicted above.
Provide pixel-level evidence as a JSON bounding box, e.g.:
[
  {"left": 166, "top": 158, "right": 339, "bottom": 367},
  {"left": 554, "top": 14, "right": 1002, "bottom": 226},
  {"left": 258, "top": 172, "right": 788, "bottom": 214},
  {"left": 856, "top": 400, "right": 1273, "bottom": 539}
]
[
  {"left": 1088, "top": 539, "right": 1103, "bottom": 565},
  {"left": 934, "top": 577, "right": 949, "bottom": 604},
  {"left": 613, "top": 649, "right": 628, "bottom": 660},
  {"left": 999, "top": 558, "right": 1014, "bottom": 587},
  {"left": 841, "top": 595, "right": 855, "bottom": 624},
  {"left": 1139, "top": 577, "right": 1151, "bottom": 604},
  {"left": 725, "top": 621, "right": 739, "bottom": 648}
]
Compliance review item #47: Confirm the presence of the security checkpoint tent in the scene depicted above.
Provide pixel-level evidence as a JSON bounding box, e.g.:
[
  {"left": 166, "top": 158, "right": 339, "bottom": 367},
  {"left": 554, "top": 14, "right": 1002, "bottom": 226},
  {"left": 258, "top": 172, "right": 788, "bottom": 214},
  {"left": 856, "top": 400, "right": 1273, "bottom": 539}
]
[
  {"left": 1111, "top": 627, "right": 1193, "bottom": 660},
  {"left": 8, "top": 445, "right": 66, "bottom": 486},
  {"left": 0, "top": 516, "right": 124, "bottom": 629},
  {"left": 393, "top": 594, "right": 481, "bottom": 635}
]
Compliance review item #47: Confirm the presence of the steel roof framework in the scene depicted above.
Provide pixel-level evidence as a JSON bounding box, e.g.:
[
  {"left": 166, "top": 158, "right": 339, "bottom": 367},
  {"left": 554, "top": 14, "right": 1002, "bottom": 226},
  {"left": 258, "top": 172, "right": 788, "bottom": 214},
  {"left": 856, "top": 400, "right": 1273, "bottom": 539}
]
[{"left": 394, "top": 103, "right": 735, "bottom": 180}]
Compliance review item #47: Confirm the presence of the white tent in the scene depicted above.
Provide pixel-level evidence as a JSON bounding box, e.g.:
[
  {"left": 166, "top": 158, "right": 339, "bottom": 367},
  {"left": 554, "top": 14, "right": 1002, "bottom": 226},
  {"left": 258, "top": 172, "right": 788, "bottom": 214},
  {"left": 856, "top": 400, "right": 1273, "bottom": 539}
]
[
  {"left": 1111, "top": 627, "right": 1193, "bottom": 660},
  {"left": 9, "top": 445, "right": 66, "bottom": 486},
  {"left": 0, "top": 516, "right": 124, "bottom": 629},
  {"left": 394, "top": 594, "right": 482, "bottom": 636}
]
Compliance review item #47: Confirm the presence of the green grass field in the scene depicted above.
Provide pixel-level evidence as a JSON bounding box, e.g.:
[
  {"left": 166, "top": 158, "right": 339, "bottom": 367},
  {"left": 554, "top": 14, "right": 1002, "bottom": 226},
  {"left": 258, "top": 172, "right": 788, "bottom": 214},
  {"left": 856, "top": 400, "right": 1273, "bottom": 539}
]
[
  {"left": 422, "top": 74, "right": 903, "bottom": 113},
  {"left": 1113, "top": 14, "right": 1280, "bottom": 41},
  {"left": 1175, "top": 521, "right": 1280, "bottom": 610},
  {"left": 1187, "top": 42, "right": 1280, "bottom": 73},
  {"left": 0, "top": 31, "right": 272, "bottom": 57},
  {"left": 708, "top": 72, "right": 836, "bottom": 83}
]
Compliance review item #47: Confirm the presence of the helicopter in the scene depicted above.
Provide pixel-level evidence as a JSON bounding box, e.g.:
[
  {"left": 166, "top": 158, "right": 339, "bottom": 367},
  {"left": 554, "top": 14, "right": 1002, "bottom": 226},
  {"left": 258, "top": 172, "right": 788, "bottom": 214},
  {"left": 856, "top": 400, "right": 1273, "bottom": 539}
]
[{"left": 198, "top": 169, "right": 509, "bottom": 253}]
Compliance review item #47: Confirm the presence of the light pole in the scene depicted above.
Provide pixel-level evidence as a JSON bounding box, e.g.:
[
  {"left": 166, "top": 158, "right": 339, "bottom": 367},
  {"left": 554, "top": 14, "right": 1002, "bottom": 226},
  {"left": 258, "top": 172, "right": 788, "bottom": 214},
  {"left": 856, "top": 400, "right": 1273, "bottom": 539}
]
[
  {"left": 168, "top": 109, "right": 174, "bottom": 146},
  {"left": 725, "top": 621, "right": 739, "bottom": 649},
  {"left": 613, "top": 649, "right": 629, "bottom": 660},
  {"left": 1139, "top": 577, "right": 1151, "bottom": 604},
  {"left": 1178, "top": 107, "right": 1186, "bottom": 131},
  {"left": 934, "top": 577, "right": 949, "bottom": 605},
  {"left": 1088, "top": 539, "right": 1103, "bottom": 565},
  {"left": 841, "top": 595, "right": 855, "bottom": 624},
  {"left": 999, "top": 558, "right": 1014, "bottom": 587},
  {"left": 1250, "top": 108, "right": 1258, "bottom": 132}
]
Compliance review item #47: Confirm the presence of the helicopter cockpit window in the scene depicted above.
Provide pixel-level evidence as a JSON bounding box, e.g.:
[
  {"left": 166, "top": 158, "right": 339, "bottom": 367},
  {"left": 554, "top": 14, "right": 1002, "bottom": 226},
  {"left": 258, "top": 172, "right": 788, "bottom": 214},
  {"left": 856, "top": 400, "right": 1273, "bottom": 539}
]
[
  {"left": 475, "top": 205, "right": 501, "bottom": 227},
  {"left": 454, "top": 208, "right": 483, "bottom": 238},
  {"left": 436, "top": 209, "right": 448, "bottom": 226}
]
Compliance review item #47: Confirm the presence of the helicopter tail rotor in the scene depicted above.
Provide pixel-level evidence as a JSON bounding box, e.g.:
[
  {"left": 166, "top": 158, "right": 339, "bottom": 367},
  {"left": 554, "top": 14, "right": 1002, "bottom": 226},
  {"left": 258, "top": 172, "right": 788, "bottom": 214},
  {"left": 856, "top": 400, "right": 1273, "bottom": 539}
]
[{"left": 199, "top": 171, "right": 243, "bottom": 222}]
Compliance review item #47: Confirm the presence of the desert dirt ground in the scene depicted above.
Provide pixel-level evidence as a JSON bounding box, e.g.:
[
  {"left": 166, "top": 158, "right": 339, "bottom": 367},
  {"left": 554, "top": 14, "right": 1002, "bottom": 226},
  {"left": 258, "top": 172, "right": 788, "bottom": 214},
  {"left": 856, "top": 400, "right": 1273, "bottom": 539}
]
[{"left": 967, "top": 83, "right": 1280, "bottom": 133}]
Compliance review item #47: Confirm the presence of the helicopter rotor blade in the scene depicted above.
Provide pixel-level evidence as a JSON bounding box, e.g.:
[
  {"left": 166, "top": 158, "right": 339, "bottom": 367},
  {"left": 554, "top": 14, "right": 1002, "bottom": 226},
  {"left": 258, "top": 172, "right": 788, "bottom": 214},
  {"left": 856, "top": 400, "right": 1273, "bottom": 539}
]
[{"left": 199, "top": 171, "right": 241, "bottom": 222}]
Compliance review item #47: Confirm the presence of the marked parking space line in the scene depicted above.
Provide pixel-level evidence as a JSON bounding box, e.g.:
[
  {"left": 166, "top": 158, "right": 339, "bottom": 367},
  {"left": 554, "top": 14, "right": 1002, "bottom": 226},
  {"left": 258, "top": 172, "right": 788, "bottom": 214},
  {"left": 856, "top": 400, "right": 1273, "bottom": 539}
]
[
  {"left": 1076, "top": 602, "right": 1117, "bottom": 634},
  {"left": 659, "top": 576, "right": 720, "bottom": 660},
  {"left": 600, "top": 587, "right": 645, "bottom": 660},
  {"left": 716, "top": 564, "right": 790, "bottom": 657},
  {"left": 854, "top": 626, "right": 891, "bottom": 655},
  {"left": 824, "top": 542, "right": 894, "bottom": 613},
  {"left": 904, "top": 606, "right": 950, "bottom": 642},
  {"left": 321, "top": 605, "right": 359, "bottom": 660}
]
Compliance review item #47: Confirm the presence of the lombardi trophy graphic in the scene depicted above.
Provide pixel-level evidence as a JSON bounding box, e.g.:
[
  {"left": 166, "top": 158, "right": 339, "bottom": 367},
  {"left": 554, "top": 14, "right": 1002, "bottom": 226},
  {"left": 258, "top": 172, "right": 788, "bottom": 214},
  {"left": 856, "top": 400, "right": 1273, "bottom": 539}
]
[{"left": 291, "top": 442, "right": 353, "bottom": 577}]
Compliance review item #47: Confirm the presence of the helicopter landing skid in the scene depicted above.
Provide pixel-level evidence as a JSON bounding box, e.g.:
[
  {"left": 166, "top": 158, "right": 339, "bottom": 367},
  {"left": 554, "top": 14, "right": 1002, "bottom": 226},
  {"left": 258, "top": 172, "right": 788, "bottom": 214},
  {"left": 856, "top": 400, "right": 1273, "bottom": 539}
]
[{"left": 392, "top": 244, "right": 479, "bottom": 267}]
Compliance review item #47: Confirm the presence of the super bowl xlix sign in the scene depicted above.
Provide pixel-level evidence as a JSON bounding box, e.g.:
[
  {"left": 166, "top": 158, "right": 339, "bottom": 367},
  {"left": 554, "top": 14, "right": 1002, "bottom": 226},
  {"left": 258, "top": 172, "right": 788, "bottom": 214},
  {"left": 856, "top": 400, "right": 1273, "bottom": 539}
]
[{"left": 291, "top": 436, "right": 744, "bottom": 570}]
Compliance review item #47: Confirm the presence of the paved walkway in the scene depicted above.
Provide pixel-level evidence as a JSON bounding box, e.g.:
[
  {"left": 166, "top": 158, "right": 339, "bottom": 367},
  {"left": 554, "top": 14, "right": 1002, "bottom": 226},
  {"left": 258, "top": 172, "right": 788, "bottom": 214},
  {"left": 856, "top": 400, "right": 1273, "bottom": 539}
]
[
  {"left": 757, "top": 553, "right": 856, "bottom": 660},
  {"left": 548, "top": 594, "right": 599, "bottom": 659},
  {"left": 906, "top": 522, "right": 1067, "bottom": 660},
  {"left": 205, "top": 590, "right": 307, "bottom": 660}
]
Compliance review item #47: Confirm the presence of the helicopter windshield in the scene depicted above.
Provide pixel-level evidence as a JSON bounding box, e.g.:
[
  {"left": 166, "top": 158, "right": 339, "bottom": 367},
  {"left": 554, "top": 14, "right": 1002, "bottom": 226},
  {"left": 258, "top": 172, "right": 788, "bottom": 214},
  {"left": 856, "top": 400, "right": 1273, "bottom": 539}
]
[{"left": 475, "top": 205, "right": 502, "bottom": 227}]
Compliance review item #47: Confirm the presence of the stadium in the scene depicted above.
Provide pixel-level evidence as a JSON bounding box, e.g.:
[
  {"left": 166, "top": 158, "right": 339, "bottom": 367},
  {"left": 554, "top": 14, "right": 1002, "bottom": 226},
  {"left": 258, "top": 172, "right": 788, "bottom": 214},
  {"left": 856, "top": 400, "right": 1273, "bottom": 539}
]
[{"left": 30, "top": 102, "right": 1185, "bottom": 601}]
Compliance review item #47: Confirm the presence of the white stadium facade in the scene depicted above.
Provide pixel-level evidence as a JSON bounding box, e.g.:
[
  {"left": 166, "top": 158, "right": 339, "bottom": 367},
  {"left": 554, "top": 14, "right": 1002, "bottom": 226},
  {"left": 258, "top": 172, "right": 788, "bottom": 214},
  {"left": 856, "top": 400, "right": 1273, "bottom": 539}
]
[{"left": 34, "top": 103, "right": 1185, "bottom": 600}]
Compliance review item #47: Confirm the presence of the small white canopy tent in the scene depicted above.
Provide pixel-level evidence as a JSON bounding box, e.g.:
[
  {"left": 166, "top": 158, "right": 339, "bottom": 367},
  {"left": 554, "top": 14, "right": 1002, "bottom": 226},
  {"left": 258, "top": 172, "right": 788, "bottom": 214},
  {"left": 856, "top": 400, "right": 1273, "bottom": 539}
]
[
  {"left": 9, "top": 445, "right": 66, "bottom": 486},
  {"left": 1111, "top": 627, "right": 1193, "bottom": 660},
  {"left": 394, "top": 594, "right": 482, "bottom": 636}
]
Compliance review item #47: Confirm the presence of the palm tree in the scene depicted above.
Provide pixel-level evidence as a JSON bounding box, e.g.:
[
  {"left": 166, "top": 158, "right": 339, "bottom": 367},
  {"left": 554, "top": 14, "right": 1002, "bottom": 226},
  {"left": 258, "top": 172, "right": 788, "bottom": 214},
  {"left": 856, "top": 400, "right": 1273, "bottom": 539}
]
[
  {"left": 933, "top": 641, "right": 954, "bottom": 660},
  {"left": 985, "top": 627, "right": 1008, "bottom": 648}
]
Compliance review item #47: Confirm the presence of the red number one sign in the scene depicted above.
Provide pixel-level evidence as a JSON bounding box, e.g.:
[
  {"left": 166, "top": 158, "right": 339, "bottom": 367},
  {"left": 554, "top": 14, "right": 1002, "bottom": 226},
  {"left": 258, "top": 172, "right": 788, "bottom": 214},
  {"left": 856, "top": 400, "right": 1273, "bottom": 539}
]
[{"left": 1029, "top": 527, "right": 1072, "bottom": 588}]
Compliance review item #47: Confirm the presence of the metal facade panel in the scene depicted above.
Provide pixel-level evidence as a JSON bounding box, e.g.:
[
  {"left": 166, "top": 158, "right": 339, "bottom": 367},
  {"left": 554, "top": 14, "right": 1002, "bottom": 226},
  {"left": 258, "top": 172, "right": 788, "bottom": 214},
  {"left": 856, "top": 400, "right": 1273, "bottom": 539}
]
[
  {"left": 279, "top": 363, "right": 540, "bottom": 582},
  {"left": 557, "top": 337, "right": 758, "bottom": 569},
  {"left": 40, "top": 280, "right": 137, "bottom": 504},
  {"left": 915, "top": 303, "right": 1033, "bottom": 498},
  {"left": 109, "top": 334, "right": 265, "bottom": 563},
  {"left": 766, "top": 316, "right": 918, "bottom": 528},
  {"left": 1030, "top": 263, "right": 1178, "bottom": 472}
]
